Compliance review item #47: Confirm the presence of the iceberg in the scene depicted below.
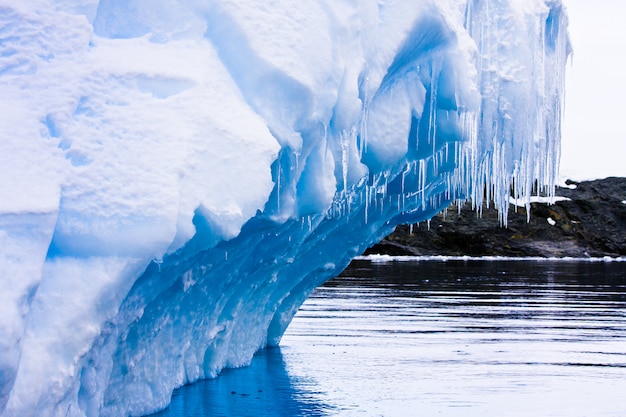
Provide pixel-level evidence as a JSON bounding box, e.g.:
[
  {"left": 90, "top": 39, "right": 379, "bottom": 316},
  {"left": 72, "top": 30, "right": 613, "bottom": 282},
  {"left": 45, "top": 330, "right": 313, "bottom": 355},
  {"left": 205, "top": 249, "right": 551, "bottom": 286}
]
[{"left": 0, "top": 0, "right": 569, "bottom": 416}]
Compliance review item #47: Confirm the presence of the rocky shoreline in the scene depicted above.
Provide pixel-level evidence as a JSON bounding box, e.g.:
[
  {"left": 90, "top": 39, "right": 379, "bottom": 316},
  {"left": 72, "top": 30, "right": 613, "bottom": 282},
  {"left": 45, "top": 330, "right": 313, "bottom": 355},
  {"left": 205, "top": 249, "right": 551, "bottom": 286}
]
[{"left": 365, "top": 177, "right": 626, "bottom": 258}]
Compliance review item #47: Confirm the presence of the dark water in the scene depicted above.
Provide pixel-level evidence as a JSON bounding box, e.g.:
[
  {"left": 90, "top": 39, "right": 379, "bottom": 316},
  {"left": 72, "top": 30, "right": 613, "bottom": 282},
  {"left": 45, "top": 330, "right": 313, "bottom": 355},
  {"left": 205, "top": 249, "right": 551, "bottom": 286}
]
[{"left": 154, "top": 259, "right": 626, "bottom": 417}]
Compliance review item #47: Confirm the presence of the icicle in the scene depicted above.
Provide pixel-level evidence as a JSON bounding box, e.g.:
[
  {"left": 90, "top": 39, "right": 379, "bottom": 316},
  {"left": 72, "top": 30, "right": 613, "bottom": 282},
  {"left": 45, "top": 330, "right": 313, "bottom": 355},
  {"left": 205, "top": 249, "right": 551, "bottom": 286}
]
[
  {"left": 276, "top": 162, "right": 281, "bottom": 214},
  {"left": 152, "top": 258, "right": 163, "bottom": 272},
  {"left": 419, "top": 159, "right": 427, "bottom": 210},
  {"left": 364, "top": 184, "right": 369, "bottom": 224},
  {"left": 340, "top": 129, "right": 351, "bottom": 198},
  {"left": 427, "top": 61, "right": 440, "bottom": 151}
]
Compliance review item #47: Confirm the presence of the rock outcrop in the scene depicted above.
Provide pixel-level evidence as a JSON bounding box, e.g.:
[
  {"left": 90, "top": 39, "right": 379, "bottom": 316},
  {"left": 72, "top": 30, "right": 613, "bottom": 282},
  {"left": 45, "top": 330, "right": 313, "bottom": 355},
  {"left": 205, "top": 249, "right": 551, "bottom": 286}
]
[{"left": 366, "top": 177, "right": 626, "bottom": 257}]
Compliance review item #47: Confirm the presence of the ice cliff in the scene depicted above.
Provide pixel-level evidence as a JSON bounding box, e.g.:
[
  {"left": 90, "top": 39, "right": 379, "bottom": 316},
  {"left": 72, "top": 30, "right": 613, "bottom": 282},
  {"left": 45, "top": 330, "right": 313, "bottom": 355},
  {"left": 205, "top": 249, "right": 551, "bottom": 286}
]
[{"left": 0, "top": 0, "right": 569, "bottom": 416}]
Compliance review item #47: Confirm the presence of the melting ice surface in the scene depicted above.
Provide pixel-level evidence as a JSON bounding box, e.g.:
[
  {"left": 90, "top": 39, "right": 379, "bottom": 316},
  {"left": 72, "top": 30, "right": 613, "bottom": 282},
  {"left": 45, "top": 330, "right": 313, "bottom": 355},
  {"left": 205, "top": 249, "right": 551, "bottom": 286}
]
[{"left": 0, "top": 1, "right": 570, "bottom": 416}]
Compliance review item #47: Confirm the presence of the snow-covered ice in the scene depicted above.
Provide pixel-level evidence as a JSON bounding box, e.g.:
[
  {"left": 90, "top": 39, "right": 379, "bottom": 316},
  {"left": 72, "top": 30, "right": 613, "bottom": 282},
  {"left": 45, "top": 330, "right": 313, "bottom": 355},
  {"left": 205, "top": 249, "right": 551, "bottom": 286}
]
[{"left": 0, "top": 1, "right": 570, "bottom": 416}]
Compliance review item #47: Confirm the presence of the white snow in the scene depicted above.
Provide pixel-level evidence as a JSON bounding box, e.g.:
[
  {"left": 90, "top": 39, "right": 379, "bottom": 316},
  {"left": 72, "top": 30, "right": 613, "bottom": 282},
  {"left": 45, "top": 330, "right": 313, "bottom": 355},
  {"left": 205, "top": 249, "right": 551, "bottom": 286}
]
[
  {"left": 0, "top": 1, "right": 570, "bottom": 416},
  {"left": 509, "top": 195, "right": 572, "bottom": 208},
  {"left": 359, "top": 254, "right": 626, "bottom": 263}
]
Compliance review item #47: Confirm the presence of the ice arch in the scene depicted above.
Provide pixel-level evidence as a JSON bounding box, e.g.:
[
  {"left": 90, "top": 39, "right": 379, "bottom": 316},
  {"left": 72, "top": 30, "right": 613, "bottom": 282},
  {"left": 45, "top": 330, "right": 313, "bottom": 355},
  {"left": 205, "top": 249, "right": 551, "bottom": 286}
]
[{"left": 0, "top": 1, "right": 569, "bottom": 416}]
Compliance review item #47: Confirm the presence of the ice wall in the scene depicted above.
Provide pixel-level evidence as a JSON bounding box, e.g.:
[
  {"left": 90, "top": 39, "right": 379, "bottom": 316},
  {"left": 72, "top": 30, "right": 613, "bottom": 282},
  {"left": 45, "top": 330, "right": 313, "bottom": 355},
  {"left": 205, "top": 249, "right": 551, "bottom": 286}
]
[{"left": 0, "top": 1, "right": 569, "bottom": 416}]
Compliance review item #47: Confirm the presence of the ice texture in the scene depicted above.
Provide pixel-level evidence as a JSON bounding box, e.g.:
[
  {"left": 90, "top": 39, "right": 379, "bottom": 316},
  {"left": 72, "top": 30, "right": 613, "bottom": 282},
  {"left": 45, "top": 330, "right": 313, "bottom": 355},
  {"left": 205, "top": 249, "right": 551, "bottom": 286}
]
[{"left": 0, "top": 1, "right": 570, "bottom": 416}]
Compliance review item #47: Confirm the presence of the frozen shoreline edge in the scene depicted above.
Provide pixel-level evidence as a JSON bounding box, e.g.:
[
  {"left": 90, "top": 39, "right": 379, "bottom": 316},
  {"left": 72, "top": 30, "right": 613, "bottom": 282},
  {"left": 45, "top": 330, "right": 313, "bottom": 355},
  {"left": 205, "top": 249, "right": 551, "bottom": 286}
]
[{"left": 355, "top": 254, "right": 626, "bottom": 263}]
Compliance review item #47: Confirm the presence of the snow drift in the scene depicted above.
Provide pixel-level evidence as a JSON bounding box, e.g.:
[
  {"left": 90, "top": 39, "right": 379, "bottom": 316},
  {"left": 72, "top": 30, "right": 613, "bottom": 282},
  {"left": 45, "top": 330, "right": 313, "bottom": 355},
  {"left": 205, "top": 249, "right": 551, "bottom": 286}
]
[{"left": 0, "top": 0, "right": 569, "bottom": 416}]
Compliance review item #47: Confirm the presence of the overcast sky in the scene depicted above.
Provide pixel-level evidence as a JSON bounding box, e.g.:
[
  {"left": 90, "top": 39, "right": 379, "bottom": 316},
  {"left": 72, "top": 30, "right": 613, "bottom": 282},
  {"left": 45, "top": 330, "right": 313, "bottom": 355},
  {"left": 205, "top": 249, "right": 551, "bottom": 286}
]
[{"left": 560, "top": 0, "right": 626, "bottom": 181}]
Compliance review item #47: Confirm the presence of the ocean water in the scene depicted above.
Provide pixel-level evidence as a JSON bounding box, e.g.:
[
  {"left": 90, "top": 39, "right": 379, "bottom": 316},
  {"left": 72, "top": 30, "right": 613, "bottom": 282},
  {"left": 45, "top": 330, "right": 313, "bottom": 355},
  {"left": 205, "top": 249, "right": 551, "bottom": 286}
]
[{"left": 152, "top": 259, "right": 626, "bottom": 417}]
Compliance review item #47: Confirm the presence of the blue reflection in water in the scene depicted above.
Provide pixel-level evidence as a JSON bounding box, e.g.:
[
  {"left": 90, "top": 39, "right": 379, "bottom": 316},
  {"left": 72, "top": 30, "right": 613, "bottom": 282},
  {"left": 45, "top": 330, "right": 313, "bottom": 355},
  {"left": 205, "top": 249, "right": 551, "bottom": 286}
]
[
  {"left": 152, "top": 259, "right": 626, "bottom": 417},
  {"left": 151, "top": 347, "right": 333, "bottom": 417}
]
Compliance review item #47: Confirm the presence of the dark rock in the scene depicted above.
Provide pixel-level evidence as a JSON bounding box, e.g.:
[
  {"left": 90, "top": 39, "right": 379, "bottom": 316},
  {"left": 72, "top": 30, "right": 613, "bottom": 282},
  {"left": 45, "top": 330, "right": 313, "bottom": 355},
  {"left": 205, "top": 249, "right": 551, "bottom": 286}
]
[{"left": 365, "top": 177, "right": 626, "bottom": 258}]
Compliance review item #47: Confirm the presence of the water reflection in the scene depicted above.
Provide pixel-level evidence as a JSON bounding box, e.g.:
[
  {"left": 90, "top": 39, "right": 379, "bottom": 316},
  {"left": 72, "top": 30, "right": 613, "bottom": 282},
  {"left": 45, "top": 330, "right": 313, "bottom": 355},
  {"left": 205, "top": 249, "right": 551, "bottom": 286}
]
[
  {"left": 151, "top": 347, "right": 333, "bottom": 417},
  {"left": 153, "top": 260, "right": 626, "bottom": 417},
  {"left": 284, "top": 260, "right": 626, "bottom": 416}
]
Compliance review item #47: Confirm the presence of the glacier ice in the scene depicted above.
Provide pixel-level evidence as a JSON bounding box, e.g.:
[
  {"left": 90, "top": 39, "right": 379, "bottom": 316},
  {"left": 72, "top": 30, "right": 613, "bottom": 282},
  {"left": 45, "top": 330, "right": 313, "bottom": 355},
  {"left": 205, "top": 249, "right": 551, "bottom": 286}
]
[{"left": 0, "top": 0, "right": 569, "bottom": 416}]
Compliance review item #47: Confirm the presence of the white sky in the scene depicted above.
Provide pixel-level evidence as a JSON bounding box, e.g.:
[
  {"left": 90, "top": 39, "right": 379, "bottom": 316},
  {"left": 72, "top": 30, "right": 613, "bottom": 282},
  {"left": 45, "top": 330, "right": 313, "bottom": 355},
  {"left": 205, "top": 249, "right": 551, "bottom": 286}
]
[{"left": 560, "top": 0, "right": 626, "bottom": 181}]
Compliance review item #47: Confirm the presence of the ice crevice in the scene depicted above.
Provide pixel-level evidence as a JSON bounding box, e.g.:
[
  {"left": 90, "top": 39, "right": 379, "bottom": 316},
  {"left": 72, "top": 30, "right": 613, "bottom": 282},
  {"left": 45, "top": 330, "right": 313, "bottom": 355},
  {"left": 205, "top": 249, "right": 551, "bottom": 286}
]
[{"left": 0, "top": 1, "right": 570, "bottom": 416}]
